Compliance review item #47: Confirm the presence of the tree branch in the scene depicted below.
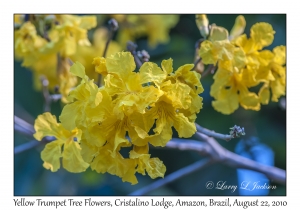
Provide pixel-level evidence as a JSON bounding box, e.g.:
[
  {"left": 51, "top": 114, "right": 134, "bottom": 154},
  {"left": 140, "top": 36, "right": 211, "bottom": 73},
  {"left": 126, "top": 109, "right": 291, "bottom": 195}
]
[
  {"left": 14, "top": 115, "right": 35, "bottom": 136},
  {"left": 126, "top": 41, "right": 143, "bottom": 69},
  {"left": 193, "top": 132, "right": 286, "bottom": 185},
  {"left": 200, "top": 64, "right": 216, "bottom": 79},
  {"left": 14, "top": 141, "right": 41, "bottom": 155},
  {"left": 14, "top": 115, "right": 286, "bottom": 186},
  {"left": 196, "top": 123, "right": 232, "bottom": 141}
]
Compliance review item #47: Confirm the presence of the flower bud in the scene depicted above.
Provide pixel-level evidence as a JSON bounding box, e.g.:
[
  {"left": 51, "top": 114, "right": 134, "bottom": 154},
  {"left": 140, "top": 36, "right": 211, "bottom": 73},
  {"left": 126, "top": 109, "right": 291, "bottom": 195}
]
[
  {"left": 108, "top": 18, "right": 119, "bottom": 31},
  {"left": 230, "top": 15, "right": 246, "bottom": 39},
  {"left": 195, "top": 14, "right": 209, "bottom": 38}
]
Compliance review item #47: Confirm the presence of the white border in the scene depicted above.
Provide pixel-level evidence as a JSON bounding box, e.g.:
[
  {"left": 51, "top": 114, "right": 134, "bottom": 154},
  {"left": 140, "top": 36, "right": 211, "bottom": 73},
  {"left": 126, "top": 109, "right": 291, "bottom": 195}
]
[{"left": 3, "top": 0, "right": 298, "bottom": 208}]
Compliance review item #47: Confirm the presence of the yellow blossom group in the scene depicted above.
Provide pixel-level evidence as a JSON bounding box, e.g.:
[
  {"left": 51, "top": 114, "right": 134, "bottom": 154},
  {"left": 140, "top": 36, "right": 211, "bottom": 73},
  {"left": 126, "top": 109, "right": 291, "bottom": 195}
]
[
  {"left": 198, "top": 15, "right": 286, "bottom": 114},
  {"left": 33, "top": 52, "right": 203, "bottom": 184},
  {"left": 14, "top": 15, "right": 120, "bottom": 102}
]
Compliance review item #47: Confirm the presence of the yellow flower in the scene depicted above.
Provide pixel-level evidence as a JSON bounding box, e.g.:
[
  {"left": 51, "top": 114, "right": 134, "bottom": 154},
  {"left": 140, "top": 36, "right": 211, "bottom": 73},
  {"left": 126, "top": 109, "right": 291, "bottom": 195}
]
[
  {"left": 104, "top": 52, "right": 163, "bottom": 118},
  {"left": 199, "top": 16, "right": 284, "bottom": 114},
  {"left": 211, "top": 68, "right": 260, "bottom": 114},
  {"left": 90, "top": 142, "right": 137, "bottom": 184},
  {"left": 14, "top": 15, "right": 98, "bottom": 102},
  {"left": 33, "top": 112, "right": 89, "bottom": 173},
  {"left": 129, "top": 145, "right": 166, "bottom": 179},
  {"left": 199, "top": 25, "right": 236, "bottom": 66},
  {"left": 72, "top": 27, "right": 121, "bottom": 81},
  {"left": 93, "top": 57, "right": 108, "bottom": 75},
  {"left": 57, "top": 57, "right": 78, "bottom": 103},
  {"left": 59, "top": 61, "right": 102, "bottom": 132},
  {"left": 14, "top": 22, "right": 47, "bottom": 64},
  {"left": 132, "top": 59, "right": 203, "bottom": 147},
  {"left": 257, "top": 46, "right": 286, "bottom": 103},
  {"left": 32, "top": 51, "right": 203, "bottom": 184},
  {"left": 232, "top": 22, "right": 275, "bottom": 68},
  {"left": 48, "top": 15, "right": 97, "bottom": 57},
  {"left": 111, "top": 14, "right": 179, "bottom": 48}
]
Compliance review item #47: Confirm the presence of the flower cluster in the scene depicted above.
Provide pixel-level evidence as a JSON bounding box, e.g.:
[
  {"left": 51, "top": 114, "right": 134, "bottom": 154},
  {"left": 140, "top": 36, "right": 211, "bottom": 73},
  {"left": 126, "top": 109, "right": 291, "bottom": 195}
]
[
  {"left": 107, "top": 14, "right": 179, "bottom": 48},
  {"left": 198, "top": 15, "right": 286, "bottom": 114},
  {"left": 33, "top": 52, "right": 203, "bottom": 184},
  {"left": 14, "top": 15, "right": 121, "bottom": 102}
]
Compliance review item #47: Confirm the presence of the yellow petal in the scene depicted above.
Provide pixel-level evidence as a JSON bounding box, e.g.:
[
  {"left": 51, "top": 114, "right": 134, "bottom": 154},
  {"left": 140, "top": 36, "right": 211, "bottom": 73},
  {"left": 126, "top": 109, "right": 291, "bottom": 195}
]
[
  {"left": 34, "top": 112, "right": 64, "bottom": 141},
  {"left": 139, "top": 62, "right": 166, "bottom": 85},
  {"left": 148, "top": 125, "right": 173, "bottom": 147},
  {"left": 106, "top": 52, "right": 136, "bottom": 79},
  {"left": 161, "top": 58, "right": 173, "bottom": 74},
  {"left": 242, "top": 66, "right": 258, "bottom": 87},
  {"left": 258, "top": 50, "right": 274, "bottom": 66},
  {"left": 199, "top": 40, "right": 217, "bottom": 65},
  {"left": 41, "top": 140, "right": 63, "bottom": 172},
  {"left": 273, "top": 45, "right": 286, "bottom": 65},
  {"left": 60, "top": 102, "right": 81, "bottom": 130},
  {"left": 62, "top": 141, "right": 89, "bottom": 173},
  {"left": 210, "top": 68, "right": 231, "bottom": 98},
  {"left": 209, "top": 25, "right": 229, "bottom": 42},
  {"left": 146, "top": 157, "right": 166, "bottom": 179},
  {"left": 239, "top": 87, "right": 261, "bottom": 111},
  {"left": 70, "top": 61, "right": 86, "bottom": 79},
  {"left": 93, "top": 57, "right": 108, "bottom": 75},
  {"left": 230, "top": 15, "right": 246, "bottom": 39},
  {"left": 270, "top": 79, "right": 286, "bottom": 102},
  {"left": 161, "top": 81, "right": 191, "bottom": 109},
  {"left": 195, "top": 14, "right": 209, "bottom": 38},
  {"left": 80, "top": 139, "right": 98, "bottom": 163},
  {"left": 173, "top": 113, "right": 196, "bottom": 138},
  {"left": 250, "top": 22, "right": 275, "bottom": 50},
  {"left": 259, "top": 85, "right": 270, "bottom": 105},
  {"left": 212, "top": 88, "right": 239, "bottom": 114}
]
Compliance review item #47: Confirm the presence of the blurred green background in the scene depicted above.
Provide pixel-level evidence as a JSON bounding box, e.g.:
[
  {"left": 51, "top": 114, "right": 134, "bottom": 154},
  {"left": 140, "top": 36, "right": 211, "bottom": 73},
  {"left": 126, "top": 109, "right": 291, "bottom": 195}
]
[{"left": 14, "top": 14, "right": 286, "bottom": 196}]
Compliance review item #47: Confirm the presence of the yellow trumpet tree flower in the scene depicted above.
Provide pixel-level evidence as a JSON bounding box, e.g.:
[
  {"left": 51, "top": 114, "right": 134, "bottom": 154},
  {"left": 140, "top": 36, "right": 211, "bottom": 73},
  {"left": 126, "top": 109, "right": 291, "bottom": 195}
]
[{"left": 33, "top": 51, "right": 203, "bottom": 184}]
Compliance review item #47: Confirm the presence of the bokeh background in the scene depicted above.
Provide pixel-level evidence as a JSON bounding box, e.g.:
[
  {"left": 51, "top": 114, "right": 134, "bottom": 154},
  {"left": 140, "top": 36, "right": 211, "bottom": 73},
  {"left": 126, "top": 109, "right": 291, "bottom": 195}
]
[{"left": 14, "top": 14, "right": 286, "bottom": 196}]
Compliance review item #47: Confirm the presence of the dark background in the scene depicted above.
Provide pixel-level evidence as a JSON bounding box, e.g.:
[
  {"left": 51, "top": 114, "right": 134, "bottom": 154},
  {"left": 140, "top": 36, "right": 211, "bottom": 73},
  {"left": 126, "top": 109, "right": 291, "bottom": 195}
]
[{"left": 14, "top": 14, "right": 286, "bottom": 196}]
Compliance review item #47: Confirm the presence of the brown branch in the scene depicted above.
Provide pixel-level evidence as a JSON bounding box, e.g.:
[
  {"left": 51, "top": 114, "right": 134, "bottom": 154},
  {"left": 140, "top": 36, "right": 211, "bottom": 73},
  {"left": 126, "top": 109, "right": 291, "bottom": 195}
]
[
  {"left": 14, "top": 115, "right": 35, "bottom": 136},
  {"left": 194, "top": 132, "right": 286, "bottom": 185},
  {"left": 14, "top": 115, "right": 286, "bottom": 186},
  {"left": 196, "top": 123, "right": 232, "bottom": 141},
  {"left": 126, "top": 41, "right": 143, "bottom": 69},
  {"left": 201, "top": 64, "right": 216, "bottom": 79},
  {"left": 41, "top": 76, "right": 51, "bottom": 112}
]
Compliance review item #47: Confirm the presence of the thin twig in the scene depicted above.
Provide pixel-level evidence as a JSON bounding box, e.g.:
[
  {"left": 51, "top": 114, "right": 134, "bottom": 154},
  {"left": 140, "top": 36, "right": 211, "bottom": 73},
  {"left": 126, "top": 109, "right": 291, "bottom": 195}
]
[
  {"left": 201, "top": 64, "right": 216, "bottom": 79},
  {"left": 14, "top": 141, "right": 41, "bottom": 155},
  {"left": 14, "top": 137, "right": 55, "bottom": 155},
  {"left": 129, "top": 158, "right": 213, "bottom": 196},
  {"left": 165, "top": 138, "right": 212, "bottom": 155},
  {"left": 14, "top": 115, "right": 35, "bottom": 136},
  {"left": 127, "top": 41, "right": 143, "bottom": 69},
  {"left": 41, "top": 76, "right": 51, "bottom": 112},
  {"left": 196, "top": 123, "right": 232, "bottom": 141},
  {"left": 193, "top": 57, "right": 202, "bottom": 70}
]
